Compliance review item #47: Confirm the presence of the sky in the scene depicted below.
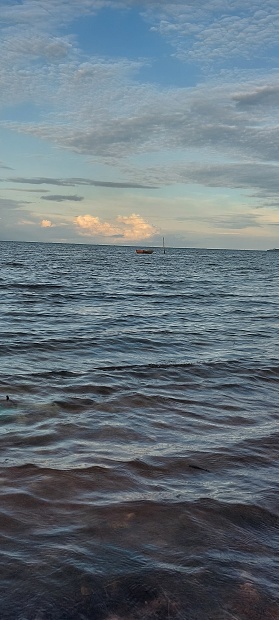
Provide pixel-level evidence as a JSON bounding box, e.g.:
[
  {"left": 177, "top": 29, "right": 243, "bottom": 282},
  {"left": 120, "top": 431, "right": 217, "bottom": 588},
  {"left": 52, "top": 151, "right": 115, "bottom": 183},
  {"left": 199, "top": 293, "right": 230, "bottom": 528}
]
[{"left": 1, "top": 0, "right": 279, "bottom": 249}]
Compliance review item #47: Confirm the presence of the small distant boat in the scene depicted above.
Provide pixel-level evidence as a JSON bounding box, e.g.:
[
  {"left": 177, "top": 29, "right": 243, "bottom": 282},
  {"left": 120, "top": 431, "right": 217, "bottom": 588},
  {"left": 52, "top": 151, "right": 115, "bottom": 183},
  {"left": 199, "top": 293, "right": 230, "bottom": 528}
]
[
  {"left": 267, "top": 248, "right": 279, "bottom": 252},
  {"left": 135, "top": 249, "right": 154, "bottom": 254}
]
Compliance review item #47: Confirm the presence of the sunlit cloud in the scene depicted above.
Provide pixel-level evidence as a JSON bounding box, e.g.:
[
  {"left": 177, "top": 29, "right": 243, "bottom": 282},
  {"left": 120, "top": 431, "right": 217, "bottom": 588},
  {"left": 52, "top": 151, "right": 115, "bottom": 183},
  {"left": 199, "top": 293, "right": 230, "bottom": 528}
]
[
  {"left": 41, "top": 219, "right": 53, "bottom": 227},
  {"left": 75, "top": 213, "right": 158, "bottom": 240},
  {"left": 75, "top": 215, "right": 118, "bottom": 237},
  {"left": 117, "top": 213, "right": 158, "bottom": 239}
]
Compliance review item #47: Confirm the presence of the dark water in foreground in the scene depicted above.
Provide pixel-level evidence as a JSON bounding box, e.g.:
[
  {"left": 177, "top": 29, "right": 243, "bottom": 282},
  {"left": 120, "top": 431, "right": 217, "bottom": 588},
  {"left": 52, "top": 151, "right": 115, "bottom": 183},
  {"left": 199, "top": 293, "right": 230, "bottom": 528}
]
[{"left": 0, "top": 241, "right": 279, "bottom": 619}]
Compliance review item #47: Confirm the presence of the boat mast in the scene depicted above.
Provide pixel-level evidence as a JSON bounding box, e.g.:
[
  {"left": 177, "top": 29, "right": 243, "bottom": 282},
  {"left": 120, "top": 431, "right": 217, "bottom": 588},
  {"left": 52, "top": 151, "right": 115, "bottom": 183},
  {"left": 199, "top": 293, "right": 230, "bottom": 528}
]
[{"left": 163, "top": 237, "right": 166, "bottom": 254}]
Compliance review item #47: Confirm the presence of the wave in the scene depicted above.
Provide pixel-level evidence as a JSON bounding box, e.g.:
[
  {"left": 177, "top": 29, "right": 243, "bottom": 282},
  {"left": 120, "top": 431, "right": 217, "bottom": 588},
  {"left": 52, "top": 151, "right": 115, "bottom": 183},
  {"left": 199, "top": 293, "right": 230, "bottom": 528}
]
[
  {"left": 5, "top": 282, "right": 63, "bottom": 289},
  {"left": 94, "top": 358, "right": 279, "bottom": 377}
]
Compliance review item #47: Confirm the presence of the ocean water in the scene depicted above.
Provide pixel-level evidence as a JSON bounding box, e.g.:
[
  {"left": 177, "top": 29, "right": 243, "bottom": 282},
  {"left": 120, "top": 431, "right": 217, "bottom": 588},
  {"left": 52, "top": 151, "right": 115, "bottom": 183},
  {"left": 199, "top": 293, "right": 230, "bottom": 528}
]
[{"left": 0, "top": 240, "right": 279, "bottom": 619}]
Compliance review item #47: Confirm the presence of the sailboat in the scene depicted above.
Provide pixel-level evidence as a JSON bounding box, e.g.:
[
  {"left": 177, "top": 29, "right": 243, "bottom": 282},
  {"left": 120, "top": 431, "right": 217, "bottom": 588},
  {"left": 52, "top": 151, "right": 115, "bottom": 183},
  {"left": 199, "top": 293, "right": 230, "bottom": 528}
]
[
  {"left": 135, "top": 238, "right": 166, "bottom": 255},
  {"left": 135, "top": 248, "right": 154, "bottom": 254}
]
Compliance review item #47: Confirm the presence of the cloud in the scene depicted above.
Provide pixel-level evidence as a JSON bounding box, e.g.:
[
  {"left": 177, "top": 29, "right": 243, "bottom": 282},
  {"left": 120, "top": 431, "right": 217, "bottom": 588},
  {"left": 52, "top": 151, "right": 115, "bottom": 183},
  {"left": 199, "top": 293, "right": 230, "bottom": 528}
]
[
  {"left": 1, "top": 0, "right": 120, "bottom": 28},
  {"left": 7, "top": 177, "right": 76, "bottom": 186},
  {"left": 212, "top": 213, "right": 261, "bottom": 230},
  {"left": 0, "top": 197, "right": 30, "bottom": 210},
  {"left": 0, "top": 196, "right": 37, "bottom": 239},
  {"left": 233, "top": 85, "right": 279, "bottom": 107},
  {"left": 41, "top": 194, "right": 84, "bottom": 201},
  {"left": 41, "top": 219, "right": 53, "bottom": 227},
  {"left": 117, "top": 213, "right": 158, "bottom": 239},
  {"left": 122, "top": 159, "right": 279, "bottom": 205},
  {"left": 171, "top": 162, "right": 279, "bottom": 196},
  {"left": 7, "top": 176, "right": 156, "bottom": 188},
  {"left": 174, "top": 213, "right": 259, "bottom": 229},
  {"left": 0, "top": 161, "right": 13, "bottom": 170},
  {"left": 72, "top": 178, "right": 157, "bottom": 189},
  {"left": 4, "top": 188, "right": 49, "bottom": 193},
  {"left": 5, "top": 67, "right": 279, "bottom": 204},
  {"left": 4, "top": 0, "right": 275, "bottom": 70},
  {"left": 144, "top": 1, "right": 279, "bottom": 66},
  {"left": 1, "top": 0, "right": 279, "bottom": 236},
  {"left": 75, "top": 215, "right": 120, "bottom": 237},
  {"left": 4, "top": 69, "right": 279, "bottom": 169},
  {"left": 75, "top": 213, "right": 158, "bottom": 240},
  {"left": 1, "top": 0, "right": 279, "bottom": 175}
]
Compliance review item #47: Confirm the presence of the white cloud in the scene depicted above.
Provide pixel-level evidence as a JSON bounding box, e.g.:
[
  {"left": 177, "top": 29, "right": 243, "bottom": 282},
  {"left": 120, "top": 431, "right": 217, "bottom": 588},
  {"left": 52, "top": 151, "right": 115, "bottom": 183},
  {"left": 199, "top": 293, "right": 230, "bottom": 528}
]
[
  {"left": 3, "top": 63, "right": 279, "bottom": 170},
  {"left": 41, "top": 219, "right": 53, "bottom": 227},
  {"left": 1, "top": 0, "right": 107, "bottom": 28},
  {"left": 143, "top": 1, "right": 279, "bottom": 65},
  {"left": 75, "top": 213, "right": 158, "bottom": 240},
  {"left": 1, "top": 0, "right": 279, "bottom": 160}
]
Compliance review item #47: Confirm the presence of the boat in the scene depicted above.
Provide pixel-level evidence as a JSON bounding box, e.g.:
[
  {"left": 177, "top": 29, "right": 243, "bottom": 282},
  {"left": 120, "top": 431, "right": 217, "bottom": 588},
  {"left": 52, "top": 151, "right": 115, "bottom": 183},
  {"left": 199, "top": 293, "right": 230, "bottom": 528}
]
[
  {"left": 267, "top": 248, "right": 279, "bottom": 252},
  {"left": 135, "top": 249, "right": 154, "bottom": 254}
]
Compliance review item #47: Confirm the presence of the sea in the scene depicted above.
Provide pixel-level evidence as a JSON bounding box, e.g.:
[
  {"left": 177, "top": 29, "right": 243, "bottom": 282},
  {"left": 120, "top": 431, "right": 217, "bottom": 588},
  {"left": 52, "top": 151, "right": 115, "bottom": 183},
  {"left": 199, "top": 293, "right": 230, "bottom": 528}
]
[{"left": 0, "top": 240, "right": 279, "bottom": 620}]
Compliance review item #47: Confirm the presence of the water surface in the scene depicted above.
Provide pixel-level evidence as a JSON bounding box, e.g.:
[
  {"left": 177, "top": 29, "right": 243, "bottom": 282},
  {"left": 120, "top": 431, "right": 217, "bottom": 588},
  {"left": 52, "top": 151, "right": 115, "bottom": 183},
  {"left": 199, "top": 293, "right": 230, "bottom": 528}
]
[{"left": 0, "top": 241, "right": 279, "bottom": 619}]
